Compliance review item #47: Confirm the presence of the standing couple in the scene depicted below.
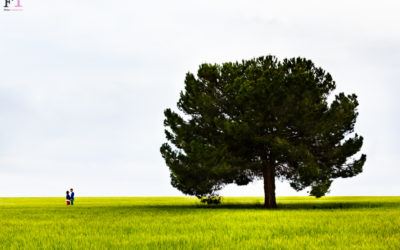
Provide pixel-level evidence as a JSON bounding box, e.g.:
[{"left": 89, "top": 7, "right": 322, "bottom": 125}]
[{"left": 66, "top": 188, "right": 75, "bottom": 205}]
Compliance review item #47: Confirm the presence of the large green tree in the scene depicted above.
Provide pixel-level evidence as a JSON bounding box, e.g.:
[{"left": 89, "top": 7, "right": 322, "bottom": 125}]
[{"left": 160, "top": 56, "right": 366, "bottom": 208}]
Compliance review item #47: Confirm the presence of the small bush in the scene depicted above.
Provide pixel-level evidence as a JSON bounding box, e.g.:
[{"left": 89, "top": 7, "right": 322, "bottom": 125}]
[{"left": 200, "top": 196, "right": 221, "bottom": 205}]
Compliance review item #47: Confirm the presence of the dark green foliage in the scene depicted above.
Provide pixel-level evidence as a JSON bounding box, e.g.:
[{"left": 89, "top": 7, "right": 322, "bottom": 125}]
[
  {"left": 200, "top": 196, "right": 221, "bottom": 205},
  {"left": 160, "top": 55, "right": 366, "bottom": 206}
]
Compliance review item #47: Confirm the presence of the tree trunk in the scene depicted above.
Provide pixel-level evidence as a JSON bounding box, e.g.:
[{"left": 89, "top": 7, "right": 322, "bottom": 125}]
[{"left": 263, "top": 163, "right": 277, "bottom": 208}]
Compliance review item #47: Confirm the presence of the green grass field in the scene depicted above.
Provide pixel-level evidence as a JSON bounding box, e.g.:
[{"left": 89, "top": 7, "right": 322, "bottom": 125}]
[{"left": 0, "top": 197, "right": 399, "bottom": 249}]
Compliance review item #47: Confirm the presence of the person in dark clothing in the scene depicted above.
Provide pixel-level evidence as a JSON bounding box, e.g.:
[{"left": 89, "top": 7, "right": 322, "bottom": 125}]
[
  {"left": 70, "top": 188, "right": 75, "bottom": 205},
  {"left": 66, "top": 191, "right": 71, "bottom": 205}
]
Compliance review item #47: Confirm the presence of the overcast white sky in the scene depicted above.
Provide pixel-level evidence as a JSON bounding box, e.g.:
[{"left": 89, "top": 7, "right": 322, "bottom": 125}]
[{"left": 0, "top": 0, "right": 399, "bottom": 197}]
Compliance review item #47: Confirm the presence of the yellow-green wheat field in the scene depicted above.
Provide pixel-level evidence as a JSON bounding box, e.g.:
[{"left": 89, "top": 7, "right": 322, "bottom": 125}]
[{"left": 0, "top": 197, "right": 399, "bottom": 249}]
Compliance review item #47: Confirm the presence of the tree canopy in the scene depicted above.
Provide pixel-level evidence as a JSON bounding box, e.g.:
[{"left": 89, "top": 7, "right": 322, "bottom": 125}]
[{"left": 160, "top": 56, "right": 366, "bottom": 208}]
